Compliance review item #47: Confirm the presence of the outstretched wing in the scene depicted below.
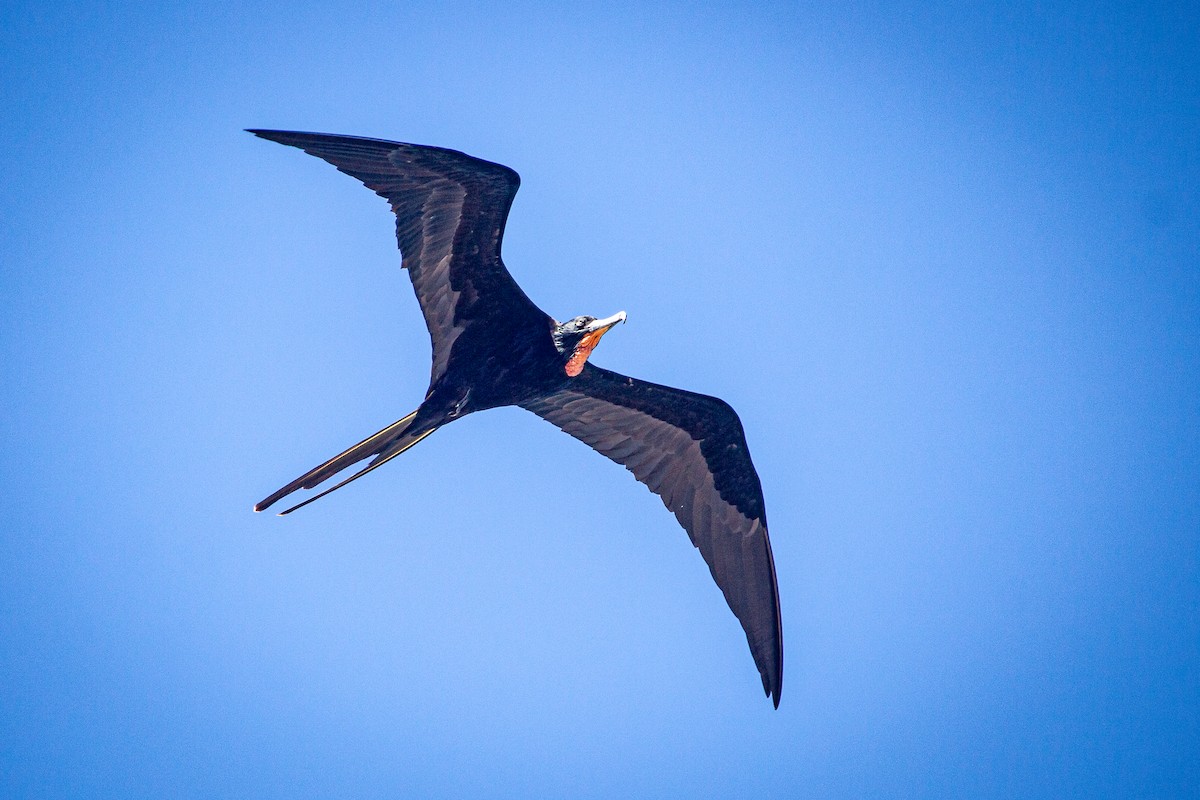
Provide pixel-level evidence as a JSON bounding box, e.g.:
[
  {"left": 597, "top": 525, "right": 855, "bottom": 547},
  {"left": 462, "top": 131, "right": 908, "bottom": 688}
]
[
  {"left": 521, "top": 364, "right": 782, "bottom": 706},
  {"left": 248, "top": 129, "right": 548, "bottom": 385}
]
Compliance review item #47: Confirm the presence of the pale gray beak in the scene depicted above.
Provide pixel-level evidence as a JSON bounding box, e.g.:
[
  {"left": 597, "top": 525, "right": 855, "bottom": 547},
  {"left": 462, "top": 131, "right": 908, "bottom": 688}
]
[{"left": 585, "top": 311, "right": 627, "bottom": 333}]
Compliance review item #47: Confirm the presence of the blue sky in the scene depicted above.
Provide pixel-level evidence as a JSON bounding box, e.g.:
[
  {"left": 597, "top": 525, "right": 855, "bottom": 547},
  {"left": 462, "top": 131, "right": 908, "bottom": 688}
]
[{"left": 2, "top": 1, "right": 1197, "bottom": 797}]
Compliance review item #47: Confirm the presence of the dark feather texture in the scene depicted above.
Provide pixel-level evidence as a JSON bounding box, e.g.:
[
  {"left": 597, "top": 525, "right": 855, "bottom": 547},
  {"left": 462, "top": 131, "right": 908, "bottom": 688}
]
[
  {"left": 247, "top": 130, "right": 545, "bottom": 385},
  {"left": 250, "top": 130, "right": 782, "bottom": 706},
  {"left": 522, "top": 365, "right": 781, "bottom": 706}
]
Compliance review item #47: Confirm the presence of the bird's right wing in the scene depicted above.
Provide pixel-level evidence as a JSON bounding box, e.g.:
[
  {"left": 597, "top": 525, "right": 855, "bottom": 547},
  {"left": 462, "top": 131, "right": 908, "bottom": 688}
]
[
  {"left": 248, "top": 130, "right": 549, "bottom": 385},
  {"left": 520, "top": 364, "right": 782, "bottom": 706}
]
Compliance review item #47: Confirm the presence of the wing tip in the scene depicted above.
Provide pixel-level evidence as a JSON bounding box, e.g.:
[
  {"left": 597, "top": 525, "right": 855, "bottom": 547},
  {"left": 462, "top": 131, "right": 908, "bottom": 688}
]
[
  {"left": 246, "top": 128, "right": 302, "bottom": 146},
  {"left": 763, "top": 667, "right": 782, "bottom": 709},
  {"left": 246, "top": 128, "right": 333, "bottom": 149}
]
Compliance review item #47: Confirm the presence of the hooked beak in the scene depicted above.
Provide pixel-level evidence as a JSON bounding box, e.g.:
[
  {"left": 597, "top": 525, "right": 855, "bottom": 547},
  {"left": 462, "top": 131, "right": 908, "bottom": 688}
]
[
  {"left": 584, "top": 310, "right": 627, "bottom": 335},
  {"left": 565, "top": 311, "right": 627, "bottom": 377}
]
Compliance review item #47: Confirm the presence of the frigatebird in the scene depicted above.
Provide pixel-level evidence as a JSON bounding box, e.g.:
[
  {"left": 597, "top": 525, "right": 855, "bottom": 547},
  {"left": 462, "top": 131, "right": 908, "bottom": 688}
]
[{"left": 249, "top": 130, "right": 782, "bottom": 707}]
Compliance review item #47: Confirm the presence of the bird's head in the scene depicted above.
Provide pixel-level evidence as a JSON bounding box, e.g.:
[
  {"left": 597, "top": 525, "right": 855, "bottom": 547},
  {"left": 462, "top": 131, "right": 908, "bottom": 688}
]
[{"left": 552, "top": 311, "right": 627, "bottom": 377}]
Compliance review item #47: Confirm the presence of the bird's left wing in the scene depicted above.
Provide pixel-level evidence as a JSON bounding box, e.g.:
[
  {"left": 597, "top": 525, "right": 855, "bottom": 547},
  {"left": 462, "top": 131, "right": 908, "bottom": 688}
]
[
  {"left": 520, "top": 364, "right": 782, "bottom": 706},
  {"left": 247, "top": 130, "right": 548, "bottom": 386}
]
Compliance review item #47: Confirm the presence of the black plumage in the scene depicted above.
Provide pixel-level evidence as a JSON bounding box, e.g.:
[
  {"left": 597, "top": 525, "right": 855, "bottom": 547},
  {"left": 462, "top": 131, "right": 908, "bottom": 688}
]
[{"left": 249, "top": 130, "right": 782, "bottom": 706}]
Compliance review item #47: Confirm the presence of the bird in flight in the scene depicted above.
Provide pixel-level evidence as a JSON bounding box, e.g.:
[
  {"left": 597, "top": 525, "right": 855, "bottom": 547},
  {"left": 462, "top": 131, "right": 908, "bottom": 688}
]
[{"left": 249, "top": 130, "right": 782, "bottom": 707}]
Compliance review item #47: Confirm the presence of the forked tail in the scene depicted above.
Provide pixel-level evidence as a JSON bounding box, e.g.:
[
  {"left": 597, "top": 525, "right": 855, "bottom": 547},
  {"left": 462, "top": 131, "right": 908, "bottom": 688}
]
[{"left": 254, "top": 410, "right": 437, "bottom": 515}]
